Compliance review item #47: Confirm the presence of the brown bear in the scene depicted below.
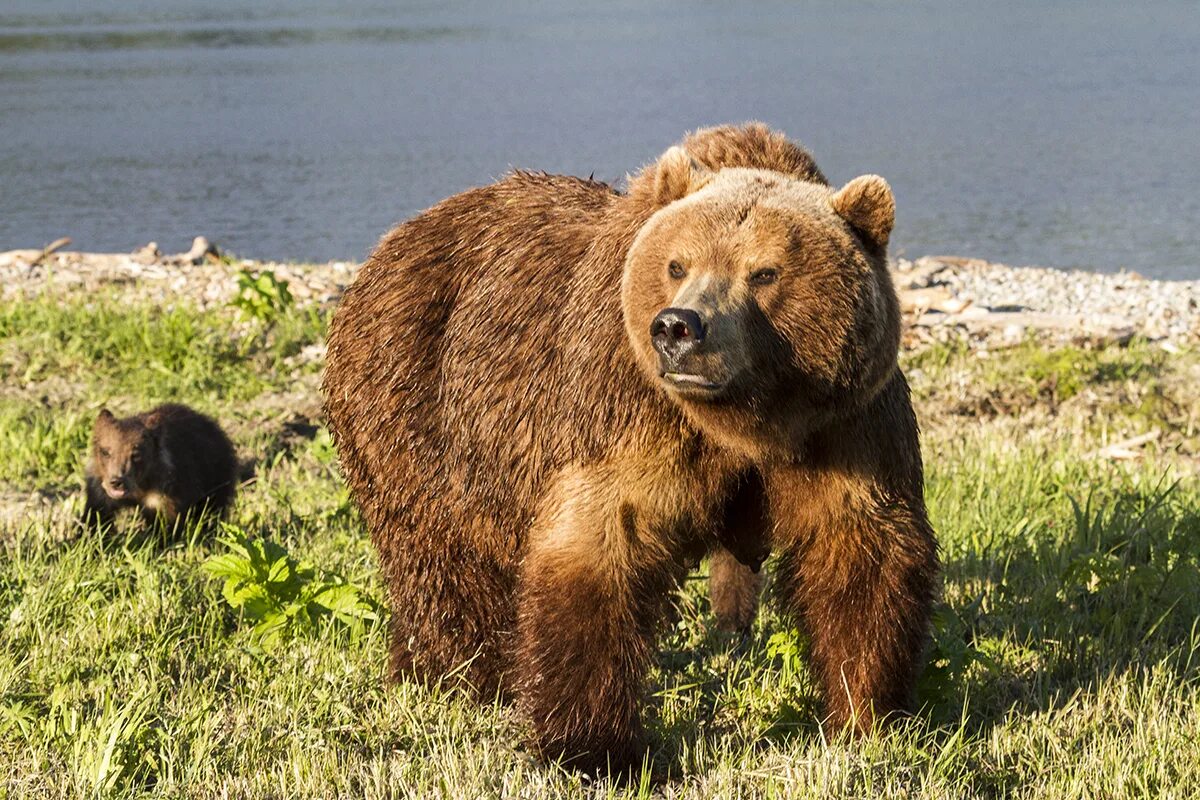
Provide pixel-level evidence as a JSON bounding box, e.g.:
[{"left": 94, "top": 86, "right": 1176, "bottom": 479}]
[{"left": 322, "top": 123, "right": 939, "bottom": 771}]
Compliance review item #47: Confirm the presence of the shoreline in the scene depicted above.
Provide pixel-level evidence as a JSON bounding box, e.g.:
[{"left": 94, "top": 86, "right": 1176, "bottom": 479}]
[{"left": 2, "top": 239, "right": 1197, "bottom": 350}]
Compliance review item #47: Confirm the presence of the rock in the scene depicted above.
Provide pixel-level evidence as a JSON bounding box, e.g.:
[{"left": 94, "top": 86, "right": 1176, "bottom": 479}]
[
  {"left": 165, "top": 236, "right": 219, "bottom": 266},
  {"left": 132, "top": 242, "right": 161, "bottom": 264}
]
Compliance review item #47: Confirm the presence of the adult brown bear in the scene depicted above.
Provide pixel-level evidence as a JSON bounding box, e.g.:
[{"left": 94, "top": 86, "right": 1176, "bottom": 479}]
[{"left": 323, "top": 124, "right": 938, "bottom": 770}]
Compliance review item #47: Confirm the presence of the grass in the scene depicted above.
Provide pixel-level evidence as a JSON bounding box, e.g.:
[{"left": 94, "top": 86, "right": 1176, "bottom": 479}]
[{"left": 1, "top": 288, "right": 1198, "bottom": 798}]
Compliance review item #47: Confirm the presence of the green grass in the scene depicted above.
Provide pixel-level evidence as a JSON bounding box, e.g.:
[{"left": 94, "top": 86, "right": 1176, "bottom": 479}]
[
  {"left": 1, "top": 291, "right": 1198, "bottom": 798},
  {"left": 0, "top": 293, "right": 325, "bottom": 486}
]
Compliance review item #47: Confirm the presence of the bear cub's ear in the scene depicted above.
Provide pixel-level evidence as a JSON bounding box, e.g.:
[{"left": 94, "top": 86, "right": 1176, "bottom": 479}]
[
  {"left": 830, "top": 175, "right": 895, "bottom": 250},
  {"left": 649, "top": 146, "right": 713, "bottom": 206}
]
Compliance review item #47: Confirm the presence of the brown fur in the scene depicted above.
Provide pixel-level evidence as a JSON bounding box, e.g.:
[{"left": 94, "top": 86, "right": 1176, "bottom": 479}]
[
  {"left": 323, "top": 123, "right": 939, "bottom": 771},
  {"left": 82, "top": 403, "right": 238, "bottom": 531},
  {"left": 709, "top": 549, "right": 763, "bottom": 633}
]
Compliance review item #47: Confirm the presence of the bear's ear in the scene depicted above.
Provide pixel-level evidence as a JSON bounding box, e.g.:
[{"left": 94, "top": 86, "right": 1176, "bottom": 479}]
[
  {"left": 829, "top": 175, "right": 895, "bottom": 250},
  {"left": 142, "top": 410, "right": 166, "bottom": 447},
  {"left": 648, "top": 146, "right": 713, "bottom": 206},
  {"left": 95, "top": 408, "right": 115, "bottom": 430}
]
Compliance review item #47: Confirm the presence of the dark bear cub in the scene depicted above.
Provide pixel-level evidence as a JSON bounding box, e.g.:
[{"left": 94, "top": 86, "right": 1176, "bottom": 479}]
[{"left": 82, "top": 403, "right": 238, "bottom": 531}]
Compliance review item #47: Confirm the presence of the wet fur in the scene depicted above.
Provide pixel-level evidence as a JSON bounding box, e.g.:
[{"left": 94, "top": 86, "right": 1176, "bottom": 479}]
[
  {"left": 323, "top": 124, "right": 939, "bottom": 771},
  {"left": 82, "top": 403, "right": 238, "bottom": 532}
]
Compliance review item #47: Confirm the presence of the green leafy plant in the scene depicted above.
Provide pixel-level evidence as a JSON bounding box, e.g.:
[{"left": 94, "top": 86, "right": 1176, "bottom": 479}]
[
  {"left": 918, "top": 595, "right": 998, "bottom": 709},
  {"left": 765, "top": 627, "right": 806, "bottom": 679},
  {"left": 309, "top": 426, "right": 338, "bottom": 466},
  {"left": 1055, "top": 485, "right": 1200, "bottom": 634},
  {"left": 203, "top": 526, "right": 380, "bottom": 652},
  {"left": 760, "top": 627, "right": 817, "bottom": 740},
  {"left": 229, "top": 269, "right": 294, "bottom": 324}
]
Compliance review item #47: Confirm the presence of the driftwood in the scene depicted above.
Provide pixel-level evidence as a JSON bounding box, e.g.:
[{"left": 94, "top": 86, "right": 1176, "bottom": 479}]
[
  {"left": 133, "top": 236, "right": 219, "bottom": 266},
  {"left": 28, "top": 237, "right": 71, "bottom": 268},
  {"left": 910, "top": 308, "right": 1135, "bottom": 337},
  {"left": 0, "top": 238, "right": 356, "bottom": 310},
  {"left": 898, "top": 285, "right": 973, "bottom": 315},
  {"left": 1087, "top": 429, "right": 1162, "bottom": 460},
  {"left": 892, "top": 259, "right": 951, "bottom": 291},
  {"left": 169, "top": 236, "right": 219, "bottom": 266},
  {"left": 0, "top": 236, "right": 219, "bottom": 271}
]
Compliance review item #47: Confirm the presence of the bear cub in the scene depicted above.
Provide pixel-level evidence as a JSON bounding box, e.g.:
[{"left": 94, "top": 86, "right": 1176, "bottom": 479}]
[{"left": 82, "top": 403, "right": 238, "bottom": 531}]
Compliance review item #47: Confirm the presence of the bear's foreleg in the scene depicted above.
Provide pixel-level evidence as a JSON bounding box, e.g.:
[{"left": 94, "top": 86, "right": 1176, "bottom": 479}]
[
  {"left": 81, "top": 477, "right": 116, "bottom": 531},
  {"left": 709, "top": 470, "right": 770, "bottom": 633},
  {"left": 769, "top": 466, "right": 938, "bottom": 734},
  {"left": 515, "top": 477, "right": 681, "bottom": 772}
]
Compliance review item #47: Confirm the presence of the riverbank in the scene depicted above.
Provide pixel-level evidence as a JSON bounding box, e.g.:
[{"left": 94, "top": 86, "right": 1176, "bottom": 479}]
[{"left": 3, "top": 240, "right": 1196, "bottom": 352}]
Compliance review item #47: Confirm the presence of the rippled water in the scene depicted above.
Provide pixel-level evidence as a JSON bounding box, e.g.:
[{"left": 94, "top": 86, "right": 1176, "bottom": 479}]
[{"left": 2, "top": 1, "right": 1197, "bottom": 277}]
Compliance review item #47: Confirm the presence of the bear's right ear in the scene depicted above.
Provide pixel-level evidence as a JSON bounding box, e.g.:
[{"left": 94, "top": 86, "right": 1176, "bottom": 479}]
[
  {"left": 95, "top": 408, "right": 115, "bottom": 430},
  {"left": 646, "top": 146, "right": 713, "bottom": 206}
]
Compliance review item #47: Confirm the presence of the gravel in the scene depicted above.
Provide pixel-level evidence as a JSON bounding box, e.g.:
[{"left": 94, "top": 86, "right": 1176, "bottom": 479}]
[
  {"left": 901, "top": 256, "right": 1200, "bottom": 344},
  {"left": 2, "top": 241, "right": 1197, "bottom": 351}
]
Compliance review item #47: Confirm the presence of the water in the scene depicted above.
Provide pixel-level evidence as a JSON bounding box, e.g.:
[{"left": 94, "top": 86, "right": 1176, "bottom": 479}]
[{"left": 2, "top": 1, "right": 1198, "bottom": 278}]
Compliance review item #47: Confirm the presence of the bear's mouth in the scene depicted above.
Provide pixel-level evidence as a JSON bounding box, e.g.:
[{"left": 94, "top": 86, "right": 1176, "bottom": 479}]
[{"left": 662, "top": 372, "right": 725, "bottom": 394}]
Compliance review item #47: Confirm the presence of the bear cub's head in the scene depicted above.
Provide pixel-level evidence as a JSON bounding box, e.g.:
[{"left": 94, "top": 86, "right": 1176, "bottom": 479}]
[
  {"left": 90, "top": 409, "right": 165, "bottom": 500},
  {"left": 622, "top": 143, "right": 902, "bottom": 436}
]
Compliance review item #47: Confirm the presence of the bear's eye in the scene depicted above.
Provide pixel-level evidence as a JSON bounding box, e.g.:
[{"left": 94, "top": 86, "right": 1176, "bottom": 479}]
[
  {"left": 668, "top": 261, "right": 686, "bottom": 280},
  {"left": 98, "top": 447, "right": 110, "bottom": 459},
  {"left": 750, "top": 267, "right": 779, "bottom": 286}
]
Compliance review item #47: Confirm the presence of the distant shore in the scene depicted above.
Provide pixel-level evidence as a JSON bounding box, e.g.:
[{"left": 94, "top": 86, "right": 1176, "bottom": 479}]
[{"left": 2, "top": 238, "right": 1197, "bottom": 351}]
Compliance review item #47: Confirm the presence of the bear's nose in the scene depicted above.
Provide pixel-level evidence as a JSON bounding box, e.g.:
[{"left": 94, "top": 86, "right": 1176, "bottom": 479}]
[
  {"left": 650, "top": 307, "right": 706, "bottom": 362},
  {"left": 108, "top": 476, "right": 126, "bottom": 490}
]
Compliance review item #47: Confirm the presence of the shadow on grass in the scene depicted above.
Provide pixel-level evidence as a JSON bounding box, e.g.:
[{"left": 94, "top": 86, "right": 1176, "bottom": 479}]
[
  {"left": 636, "top": 474, "right": 1200, "bottom": 782},
  {"left": 925, "top": 476, "right": 1200, "bottom": 735}
]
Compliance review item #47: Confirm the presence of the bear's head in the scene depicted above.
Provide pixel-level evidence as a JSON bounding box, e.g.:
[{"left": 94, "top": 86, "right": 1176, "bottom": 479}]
[
  {"left": 621, "top": 143, "right": 901, "bottom": 453},
  {"left": 91, "top": 408, "right": 164, "bottom": 500}
]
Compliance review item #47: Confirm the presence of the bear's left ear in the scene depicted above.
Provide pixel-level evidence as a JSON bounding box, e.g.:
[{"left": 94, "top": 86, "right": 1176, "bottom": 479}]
[
  {"left": 829, "top": 175, "right": 895, "bottom": 250},
  {"left": 648, "top": 146, "right": 713, "bottom": 206}
]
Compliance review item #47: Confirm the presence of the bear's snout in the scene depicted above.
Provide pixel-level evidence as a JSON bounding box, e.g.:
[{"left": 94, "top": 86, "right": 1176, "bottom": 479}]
[
  {"left": 650, "top": 307, "right": 705, "bottom": 363},
  {"left": 105, "top": 475, "right": 128, "bottom": 498},
  {"left": 650, "top": 306, "right": 737, "bottom": 394}
]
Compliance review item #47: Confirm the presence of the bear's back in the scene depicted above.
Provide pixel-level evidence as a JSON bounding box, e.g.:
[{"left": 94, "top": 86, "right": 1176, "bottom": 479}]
[
  {"left": 324, "top": 172, "right": 661, "bottom": 559},
  {"left": 151, "top": 404, "right": 237, "bottom": 500}
]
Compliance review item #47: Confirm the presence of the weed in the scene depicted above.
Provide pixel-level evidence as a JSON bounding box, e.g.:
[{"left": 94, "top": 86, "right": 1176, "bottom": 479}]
[
  {"left": 230, "top": 269, "right": 294, "bottom": 325},
  {"left": 203, "top": 526, "right": 381, "bottom": 653}
]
